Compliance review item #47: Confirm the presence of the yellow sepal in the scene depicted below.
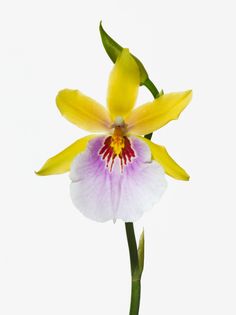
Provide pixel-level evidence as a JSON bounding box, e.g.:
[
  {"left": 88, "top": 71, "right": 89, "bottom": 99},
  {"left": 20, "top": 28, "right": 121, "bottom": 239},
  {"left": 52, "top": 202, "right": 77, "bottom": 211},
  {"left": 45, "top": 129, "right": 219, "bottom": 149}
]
[
  {"left": 56, "top": 89, "right": 112, "bottom": 132},
  {"left": 107, "top": 49, "right": 140, "bottom": 119},
  {"left": 126, "top": 90, "right": 192, "bottom": 135},
  {"left": 36, "top": 135, "right": 96, "bottom": 176},
  {"left": 138, "top": 137, "right": 190, "bottom": 181}
]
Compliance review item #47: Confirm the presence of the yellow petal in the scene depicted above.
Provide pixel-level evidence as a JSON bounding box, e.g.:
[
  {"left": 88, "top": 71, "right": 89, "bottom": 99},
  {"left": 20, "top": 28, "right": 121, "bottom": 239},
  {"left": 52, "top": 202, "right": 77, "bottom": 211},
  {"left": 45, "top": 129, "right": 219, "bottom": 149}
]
[
  {"left": 56, "top": 89, "right": 112, "bottom": 132},
  {"left": 36, "top": 135, "right": 96, "bottom": 176},
  {"left": 126, "top": 90, "right": 192, "bottom": 135},
  {"left": 138, "top": 136, "right": 190, "bottom": 181},
  {"left": 107, "top": 48, "right": 140, "bottom": 119}
]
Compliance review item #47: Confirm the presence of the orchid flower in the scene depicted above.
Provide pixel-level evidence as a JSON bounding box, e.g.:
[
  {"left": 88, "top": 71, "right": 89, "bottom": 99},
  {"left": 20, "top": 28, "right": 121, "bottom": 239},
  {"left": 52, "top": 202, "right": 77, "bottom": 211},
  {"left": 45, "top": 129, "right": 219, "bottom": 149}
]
[{"left": 37, "top": 49, "right": 192, "bottom": 222}]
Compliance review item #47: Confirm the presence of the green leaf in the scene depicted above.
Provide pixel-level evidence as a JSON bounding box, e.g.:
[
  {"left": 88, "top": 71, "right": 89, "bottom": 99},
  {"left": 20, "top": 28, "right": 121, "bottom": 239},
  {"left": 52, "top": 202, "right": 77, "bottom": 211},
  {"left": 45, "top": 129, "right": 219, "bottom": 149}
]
[
  {"left": 99, "top": 21, "right": 149, "bottom": 85},
  {"left": 138, "top": 230, "right": 145, "bottom": 275}
]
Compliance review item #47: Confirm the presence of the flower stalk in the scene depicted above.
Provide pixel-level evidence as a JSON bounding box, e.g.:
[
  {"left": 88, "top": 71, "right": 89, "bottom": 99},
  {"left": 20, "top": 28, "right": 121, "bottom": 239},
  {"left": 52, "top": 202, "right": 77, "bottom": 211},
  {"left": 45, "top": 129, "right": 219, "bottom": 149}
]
[
  {"left": 143, "top": 78, "right": 162, "bottom": 140},
  {"left": 143, "top": 78, "right": 160, "bottom": 99},
  {"left": 125, "top": 223, "right": 141, "bottom": 315}
]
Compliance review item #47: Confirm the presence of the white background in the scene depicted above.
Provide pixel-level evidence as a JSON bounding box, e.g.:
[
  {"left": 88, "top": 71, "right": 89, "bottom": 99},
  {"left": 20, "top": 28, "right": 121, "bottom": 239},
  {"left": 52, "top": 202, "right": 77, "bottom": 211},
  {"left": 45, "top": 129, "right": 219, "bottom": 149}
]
[{"left": 0, "top": 0, "right": 236, "bottom": 314}]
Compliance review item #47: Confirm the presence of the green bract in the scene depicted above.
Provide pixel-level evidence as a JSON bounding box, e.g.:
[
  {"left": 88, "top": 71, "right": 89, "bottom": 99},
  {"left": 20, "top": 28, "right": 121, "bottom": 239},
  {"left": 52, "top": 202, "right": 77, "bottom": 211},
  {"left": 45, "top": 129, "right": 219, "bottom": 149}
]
[
  {"left": 138, "top": 230, "right": 145, "bottom": 276},
  {"left": 99, "top": 22, "right": 149, "bottom": 85}
]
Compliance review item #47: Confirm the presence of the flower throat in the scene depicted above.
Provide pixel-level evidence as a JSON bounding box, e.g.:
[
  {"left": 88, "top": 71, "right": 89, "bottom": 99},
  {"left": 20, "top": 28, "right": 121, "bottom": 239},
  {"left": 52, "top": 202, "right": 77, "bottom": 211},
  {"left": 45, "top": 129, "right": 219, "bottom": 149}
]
[{"left": 99, "top": 127, "right": 136, "bottom": 172}]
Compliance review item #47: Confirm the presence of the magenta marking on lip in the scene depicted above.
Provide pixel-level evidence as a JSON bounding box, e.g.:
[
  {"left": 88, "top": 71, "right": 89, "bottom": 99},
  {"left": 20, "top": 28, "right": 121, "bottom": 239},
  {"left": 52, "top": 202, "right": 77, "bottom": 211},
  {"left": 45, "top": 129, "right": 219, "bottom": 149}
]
[{"left": 99, "top": 136, "right": 136, "bottom": 172}]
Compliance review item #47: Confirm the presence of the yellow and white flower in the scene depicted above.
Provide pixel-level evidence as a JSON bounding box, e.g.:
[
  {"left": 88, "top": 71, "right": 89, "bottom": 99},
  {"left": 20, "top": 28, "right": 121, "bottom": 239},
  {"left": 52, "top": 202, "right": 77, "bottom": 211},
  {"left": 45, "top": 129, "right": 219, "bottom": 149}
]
[{"left": 37, "top": 49, "right": 192, "bottom": 222}]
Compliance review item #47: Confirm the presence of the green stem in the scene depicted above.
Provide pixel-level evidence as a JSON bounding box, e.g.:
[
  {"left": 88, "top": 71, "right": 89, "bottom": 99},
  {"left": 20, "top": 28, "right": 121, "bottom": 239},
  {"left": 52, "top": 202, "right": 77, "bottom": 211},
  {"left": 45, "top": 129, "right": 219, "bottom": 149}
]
[
  {"left": 143, "top": 78, "right": 160, "bottom": 99},
  {"left": 130, "top": 280, "right": 141, "bottom": 315},
  {"left": 143, "top": 78, "right": 161, "bottom": 140},
  {"left": 125, "top": 223, "right": 141, "bottom": 315}
]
